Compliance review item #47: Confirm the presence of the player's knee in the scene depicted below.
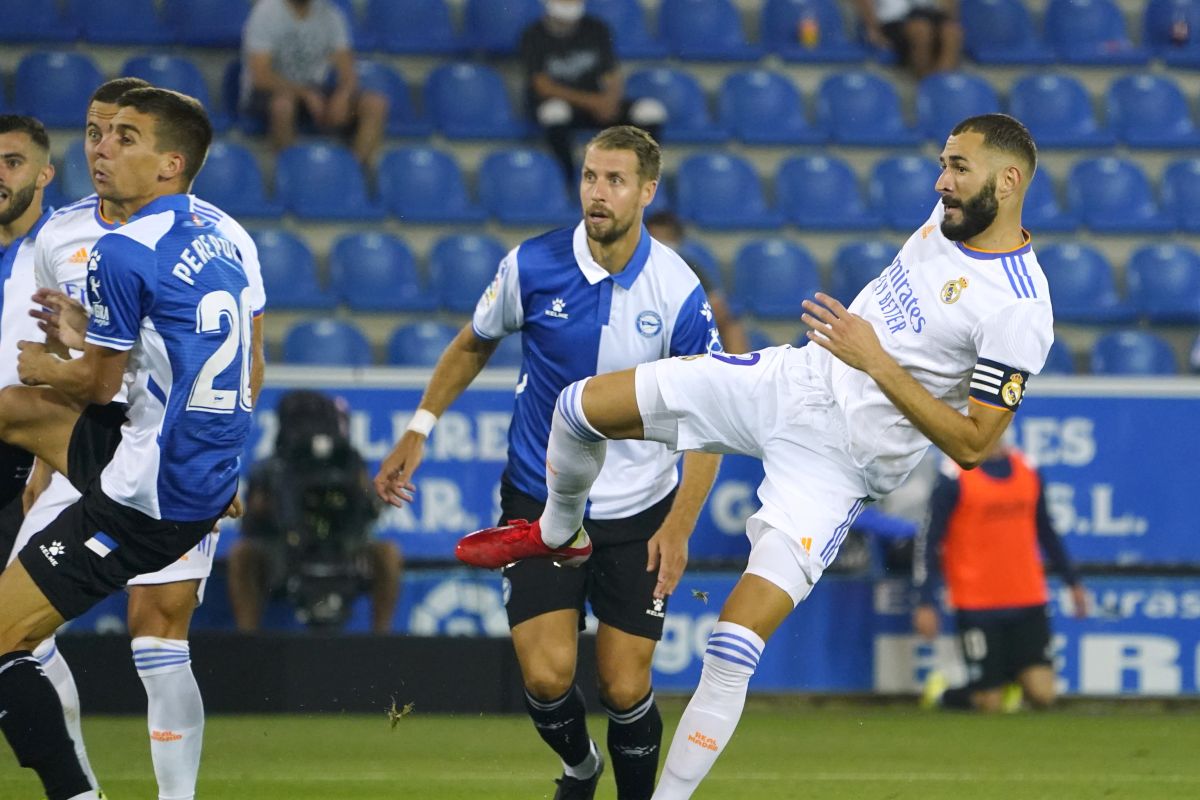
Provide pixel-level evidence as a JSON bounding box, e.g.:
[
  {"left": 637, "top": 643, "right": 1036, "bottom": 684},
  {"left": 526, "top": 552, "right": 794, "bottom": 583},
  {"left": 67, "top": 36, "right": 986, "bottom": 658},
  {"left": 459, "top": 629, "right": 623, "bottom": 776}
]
[
  {"left": 597, "top": 673, "right": 651, "bottom": 711},
  {"left": 523, "top": 669, "right": 575, "bottom": 702}
]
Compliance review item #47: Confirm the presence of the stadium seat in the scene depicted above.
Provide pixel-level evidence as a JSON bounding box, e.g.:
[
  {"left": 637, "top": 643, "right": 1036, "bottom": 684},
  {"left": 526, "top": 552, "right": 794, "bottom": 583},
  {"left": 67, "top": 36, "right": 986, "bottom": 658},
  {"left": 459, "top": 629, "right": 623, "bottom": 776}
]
[
  {"left": 1144, "top": 0, "right": 1200, "bottom": 67},
  {"left": 1023, "top": 167, "right": 1080, "bottom": 233},
  {"left": 355, "top": 60, "right": 434, "bottom": 137},
  {"left": 478, "top": 149, "right": 577, "bottom": 226},
  {"left": 192, "top": 141, "right": 282, "bottom": 218},
  {"left": 361, "top": 0, "right": 459, "bottom": 54},
  {"left": 676, "top": 153, "right": 783, "bottom": 230},
  {"left": 1107, "top": 74, "right": 1200, "bottom": 149},
  {"left": 463, "top": 0, "right": 542, "bottom": 55},
  {"left": 220, "top": 60, "right": 261, "bottom": 136},
  {"left": 388, "top": 322, "right": 460, "bottom": 367},
  {"left": 275, "top": 144, "right": 384, "bottom": 221},
  {"left": 817, "top": 72, "right": 919, "bottom": 146},
  {"left": 1127, "top": 244, "right": 1200, "bottom": 323},
  {"left": 378, "top": 147, "right": 485, "bottom": 224},
  {"left": 1091, "top": 331, "right": 1178, "bottom": 375},
  {"left": 58, "top": 139, "right": 93, "bottom": 203},
  {"left": 733, "top": 239, "right": 821, "bottom": 318},
  {"left": 75, "top": 0, "right": 171, "bottom": 44},
  {"left": 761, "top": 0, "right": 869, "bottom": 63},
  {"left": 1163, "top": 158, "right": 1200, "bottom": 233},
  {"left": 283, "top": 320, "right": 373, "bottom": 367},
  {"left": 1037, "top": 243, "right": 1134, "bottom": 323},
  {"left": 1044, "top": 0, "right": 1147, "bottom": 65},
  {"left": 777, "top": 155, "right": 881, "bottom": 230},
  {"left": 0, "top": 0, "right": 78, "bottom": 42},
  {"left": 14, "top": 52, "right": 104, "bottom": 128},
  {"left": 718, "top": 70, "right": 825, "bottom": 145},
  {"left": 915, "top": 72, "right": 1001, "bottom": 141},
  {"left": 430, "top": 234, "right": 508, "bottom": 313},
  {"left": 121, "top": 55, "right": 229, "bottom": 133},
  {"left": 1008, "top": 74, "right": 1115, "bottom": 149},
  {"left": 869, "top": 156, "right": 942, "bottom": 231},
  {"left": 163, "top": 0, "right": 250, "bottom": 48},
  {"left": 830, "top": 240, "right": 898, "bottom": 302},
  {"left": 1040, "top": 340, "right": 1076, "bottom": 375},
  {"left": 674, "top": 239, "right": 724, "bottom": 289},
  {"left": 425, "top": 63, "right": 527, "bottom": 139},
  {"left": 1067, "top": 158, "right": 1172, "bottom": 234},
  {"left": 661, "top": 0, "right": 761, "bottom": 60},
  {"left": 330, "top": 233, "right": 434, "bottom": 313},
  {"left": 250, "top": 229, "right": 330, "bottom": 310},
  {"left": 626, "top": 69, "right": 727, "bottom": 143},
  {"left": 961, "top": 0, "right": 1054, "bottom": 64},
  {"left": 587, "top": 0, "right": 668, "bottom": 58}
]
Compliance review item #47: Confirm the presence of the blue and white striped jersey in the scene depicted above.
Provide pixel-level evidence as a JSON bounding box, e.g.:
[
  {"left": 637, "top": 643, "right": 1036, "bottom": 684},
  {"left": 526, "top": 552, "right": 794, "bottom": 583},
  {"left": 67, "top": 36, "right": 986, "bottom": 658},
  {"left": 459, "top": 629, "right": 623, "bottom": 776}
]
[
  {"left": 85, "top": 194, "right": 254, "bottom": 522},
  {"left": 473, "top": 222, "right": 721, "bottom": 519}
]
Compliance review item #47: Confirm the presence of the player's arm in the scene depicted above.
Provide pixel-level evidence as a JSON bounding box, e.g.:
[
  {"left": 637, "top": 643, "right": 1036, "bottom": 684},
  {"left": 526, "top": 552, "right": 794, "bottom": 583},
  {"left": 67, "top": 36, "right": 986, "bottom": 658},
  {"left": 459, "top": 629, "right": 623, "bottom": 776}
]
[
  {"left": 249, "top": 313, "right": 265, "bottom": 406},
  {"left": 16, "top": 340, "right": 128, "bottom": 406},
  {"left": 1034, "top": 476, "right": 1088, "bottom": 618},
  {"left": 646, "top": 450, "right": 721, "bottom": 599}
]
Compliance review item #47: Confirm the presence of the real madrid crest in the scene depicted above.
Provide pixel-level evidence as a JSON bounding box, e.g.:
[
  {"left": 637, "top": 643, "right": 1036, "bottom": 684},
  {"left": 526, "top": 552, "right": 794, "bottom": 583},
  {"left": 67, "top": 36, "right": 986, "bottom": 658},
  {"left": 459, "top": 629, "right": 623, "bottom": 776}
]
[
  {"left": 941, "top": 276, "right": 969, "bottom": 304},
  {"left": 1001, "top": 373, "right": 1024, "bottom": 407}
]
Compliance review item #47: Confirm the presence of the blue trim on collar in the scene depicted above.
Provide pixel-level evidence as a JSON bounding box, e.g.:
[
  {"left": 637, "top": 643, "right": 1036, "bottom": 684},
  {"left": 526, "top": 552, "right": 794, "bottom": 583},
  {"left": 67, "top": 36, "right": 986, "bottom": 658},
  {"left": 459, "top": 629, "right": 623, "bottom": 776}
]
[
  {"left": 954, "top": 232, "right": 1033, "bottom": 261},
  {"left": 129, "top": 194, "right": 192, "bottom": 222},
  {"left": 608, "top": 226, "right": 651, "bottom": 290}
]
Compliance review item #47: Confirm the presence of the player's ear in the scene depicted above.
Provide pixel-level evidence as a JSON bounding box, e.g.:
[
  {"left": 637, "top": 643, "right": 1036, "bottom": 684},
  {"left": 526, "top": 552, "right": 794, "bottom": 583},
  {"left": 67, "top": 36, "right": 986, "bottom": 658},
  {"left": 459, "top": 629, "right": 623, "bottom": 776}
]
[
  {"left": 159, "top": 150, "right": 186, "bottom": 184},
  {"left": 998, "top": 163, "right": 1022, "bottom": 201},
  {"left": 36, "top": 162, "right": 55, "bottom": 191},
  {"left": 640, "top": 177, "right": 658, "bottom": 210}
]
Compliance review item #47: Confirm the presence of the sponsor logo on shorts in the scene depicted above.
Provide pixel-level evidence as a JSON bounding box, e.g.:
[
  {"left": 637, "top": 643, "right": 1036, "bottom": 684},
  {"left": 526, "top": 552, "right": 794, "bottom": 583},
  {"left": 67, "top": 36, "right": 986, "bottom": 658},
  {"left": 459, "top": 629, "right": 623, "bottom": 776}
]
[
  {"left": 687, "top": 730, "right": 718, "bottom": 751},
  {"left": 39, "top": 540, "right": 66, "bottom": 566},
  {"left": 151, "top": 730, "right": 183, "bottom": 742},
  {"left": 646, "top": 597, "right": 665, "bottom": 619}
]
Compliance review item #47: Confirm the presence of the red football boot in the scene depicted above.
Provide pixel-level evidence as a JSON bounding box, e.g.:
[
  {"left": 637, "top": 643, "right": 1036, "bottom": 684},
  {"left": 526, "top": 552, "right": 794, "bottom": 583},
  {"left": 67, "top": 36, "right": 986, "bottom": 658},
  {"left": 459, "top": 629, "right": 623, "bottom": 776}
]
[{"left": 455, "top": 518, "right": 592, "bottom": 569}]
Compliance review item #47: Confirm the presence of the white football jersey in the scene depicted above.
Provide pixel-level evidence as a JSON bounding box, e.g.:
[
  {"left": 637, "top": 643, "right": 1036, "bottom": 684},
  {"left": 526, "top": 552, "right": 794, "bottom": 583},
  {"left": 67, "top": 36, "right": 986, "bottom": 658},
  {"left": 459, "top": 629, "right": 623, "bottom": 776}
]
[{"left": 806, "top": 202, "right": 1053, "bottom": 496}]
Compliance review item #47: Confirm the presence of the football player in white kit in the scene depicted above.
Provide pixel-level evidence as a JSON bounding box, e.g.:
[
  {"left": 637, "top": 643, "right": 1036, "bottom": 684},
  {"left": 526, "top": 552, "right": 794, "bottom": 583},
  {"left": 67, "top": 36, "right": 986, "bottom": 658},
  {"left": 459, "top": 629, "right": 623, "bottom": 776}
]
[
  {"left": 7, "top": 79, "right": 266, "bottom": 800},
  {"left": 456, "top": 114, "right": 1053, "bottom": 798}
]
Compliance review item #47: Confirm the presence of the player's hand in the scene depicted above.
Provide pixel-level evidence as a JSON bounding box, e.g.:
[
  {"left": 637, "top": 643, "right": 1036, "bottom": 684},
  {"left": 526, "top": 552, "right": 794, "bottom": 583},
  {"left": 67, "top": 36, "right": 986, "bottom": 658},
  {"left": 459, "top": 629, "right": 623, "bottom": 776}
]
[
  {"left": 1070, "top": 583, "right": 1089, "bottom": 618},
  {"left": 801, "top": 292, "right": 887, "bottom": 374},
  {"left": 16, "top": 340, "right": 51, "bottom": 385},
  {"left": 223, "top": 496, "right": 243, "bottom": 519},
  {"left": 646, "top": 520, "right": 690, "bottom": 600},
  {"left": 913, "top": 604, "right": 940, "bottom": 640},
  {"left": 374, "top": 431, "right": 426, "bottom": 508},
  {"left": 30, "top": 288, "right": 89, "bottom": 351}
]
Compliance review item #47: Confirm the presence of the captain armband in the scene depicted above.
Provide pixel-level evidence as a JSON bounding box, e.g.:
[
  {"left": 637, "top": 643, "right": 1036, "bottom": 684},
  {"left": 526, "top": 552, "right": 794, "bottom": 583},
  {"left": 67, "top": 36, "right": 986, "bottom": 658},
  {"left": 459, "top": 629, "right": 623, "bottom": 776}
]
[{"left": 968, "top": 358, "right": 1030, "bottom": 411}]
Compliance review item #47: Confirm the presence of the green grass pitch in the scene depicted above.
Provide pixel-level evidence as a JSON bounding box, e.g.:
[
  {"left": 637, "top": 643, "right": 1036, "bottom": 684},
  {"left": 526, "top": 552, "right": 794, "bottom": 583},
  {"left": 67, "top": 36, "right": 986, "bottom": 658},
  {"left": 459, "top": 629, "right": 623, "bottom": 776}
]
[{"left": 3, "top": 701, "right": 1199, "bottom": 798}]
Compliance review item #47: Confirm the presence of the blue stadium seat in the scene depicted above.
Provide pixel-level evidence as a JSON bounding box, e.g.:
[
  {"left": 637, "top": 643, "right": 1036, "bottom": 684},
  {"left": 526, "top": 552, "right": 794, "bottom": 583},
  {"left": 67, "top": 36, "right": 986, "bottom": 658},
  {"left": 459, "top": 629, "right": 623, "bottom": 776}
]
[
  {"left": 0, "top": 0, "right": 78, "bottom": 42},
  {"left": 1127, "top": 244, "right": 1200, "bottom": 323},
  {"left": 1023, "top": 167, "right": 1079, "bottom": 233},
  {"left": 676, "top": 153, "right": 783, "bottom": 230},
  {"left": 915, "top": 73, "right": 1001, "bottom": 141},
  {"left": 14, "top": 52, "right": 104, "bottom": 128},
  {"left": 425, "top": 63, "right": 527, "bottom": 139},
  {"left": 1107, "top": 74, "right": 1200, "bottom": 149},
  {"left": 250, "top": 229, "right": 330, "bottom": 310},
  {"left": 587, "top": 0, "right": 668, "bottom": 58},
  {"left": 361, "top": 0, "right": 459, "bottom": 54},
  {"left": 330, "top": 233, "right": 433, "bottom": 313},
  {"left": 1091, "top": 331, "right": 1178, "bottom": 375},
  {"left": 1044, "top": 0, "right": 1147, "bottom": 65},
  {"left": 464, "top": 0, "right": 542, "bottom": 55},
  {"left": 163, "top": 0, "right": 250, "bottom": 48},
  {"left": 478, "top": 149, "right": 577, "bottom": 226},
  {"left": 1144, "top": 0, "right": 1200, "bottom": 67},
  {"left": 283, "top": 320, "right": 373, "bottom": 367},
  {"left": 817, "top": 72, "right": 919, "bottom": 146},
  {"left": 1067, "top": 157, "right": 1172, "bottom": 234},
  {"left": 961, "top": 0, "right": 1054, "bottom": 64},
  {"left": 761, "top": 0, "right": 868, "bottom": 63},
  {"left": 733, "top": 239, "right": 821, "bottom": 318},
  {"left": 1008, "top": 74, "right": 1115, "bottom": 149},
  {"left": 626, "top": 69, "right": 727, "bottom": 143},
  {"left": 675, "top": 239, "right": 724, "bottom": 289},
  {"left": 378, "top": 147, "right": 485, "bottom": 224},
  {"left": 1040, "top": 340, "right": 1077, "bottom": 375},
  {"left": 1163, "top": 158, "right": 1200, "bottom": 232},
  {"left": 193, "top": 141, "right": 282, "bottom": 218},
  {"left": 869, "top": 156, "right": 942, "bottom": 231},
  {"left": 58, "top": 139, "right": 93, "bottom": 203},
  {"left": 220, "top": 60, "right": 261, "bottom": 136},
  {"left": 275, "top": 144, "right": 384, "bottom": 221},
  {"left": 1038, "top": 243, "right": 1134, "bottom": 323},
  {"left": 831, "top": 240, "right": 898, "bottom": 302},
  {"left": 718, "top": 70, "right": 825, "bottom": 145},
  {"left": 388, "top": 322, "right": 459, "bottom": 367},
  {"left": 120, "top": 55, "right": 229, "bottom": 133},
  {"left": 430, "top": 234, "right": 508, "bottom": 313},
  {"left": 75, "top": 0, "right": 171, "bottom": 44},
  {"left": 488, "top": 333, "right": 524, "bottom": 367},
  {"left": 777, "top": 155, "right": 881, "bottom": 230},
  {"left": 661, "top": 0, "right": 761, "bottom": 60},
  {"left": 355, "top": 60, "right": 434, "bottom": 137}
]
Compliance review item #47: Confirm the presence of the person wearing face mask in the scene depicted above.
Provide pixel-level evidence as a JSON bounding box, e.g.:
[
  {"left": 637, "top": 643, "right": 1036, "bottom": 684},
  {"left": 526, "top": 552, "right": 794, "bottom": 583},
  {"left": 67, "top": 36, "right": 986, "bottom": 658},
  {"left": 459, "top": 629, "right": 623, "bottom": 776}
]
[{"left": 520, "top": 0, "right": 668, "bottom": 183}]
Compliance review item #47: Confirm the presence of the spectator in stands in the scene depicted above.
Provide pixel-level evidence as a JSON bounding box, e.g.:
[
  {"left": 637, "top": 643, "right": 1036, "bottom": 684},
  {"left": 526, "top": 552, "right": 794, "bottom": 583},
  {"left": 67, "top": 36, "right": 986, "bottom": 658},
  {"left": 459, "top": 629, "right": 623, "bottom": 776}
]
[
  {"left": 913, "top": 442, "right": 1087, "bottom": 712},
  {"left": 520, "top": 0, "right": 667, "bottom": 182},
  {"left": 229, "top": 390, "right": 402, "bottom": 633},
  {"left": 855, "top": 0, "right": 963, "bottom": 79},
  {"left": 646, "top": 211, "right": 751, "bottom": 354},
  {"left": 241, "top": 0, "right": 388, "bottom": 166}
]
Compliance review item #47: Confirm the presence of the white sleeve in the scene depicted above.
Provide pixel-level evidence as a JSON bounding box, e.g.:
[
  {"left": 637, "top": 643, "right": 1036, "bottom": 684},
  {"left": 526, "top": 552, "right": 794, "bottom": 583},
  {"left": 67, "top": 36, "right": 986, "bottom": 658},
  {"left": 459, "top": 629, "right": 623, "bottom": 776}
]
[
  {"left": 471, "top": 248, "right": 523, "bottom": 340},
  {"left": 216, "top": 217, "right": 266, "bottom": 315},
  {"left": 972, "top": 300, "right": 1054, "bottom": 375},
  {"left": 33, "top": 233, "right": 55, "bottom": 291}
]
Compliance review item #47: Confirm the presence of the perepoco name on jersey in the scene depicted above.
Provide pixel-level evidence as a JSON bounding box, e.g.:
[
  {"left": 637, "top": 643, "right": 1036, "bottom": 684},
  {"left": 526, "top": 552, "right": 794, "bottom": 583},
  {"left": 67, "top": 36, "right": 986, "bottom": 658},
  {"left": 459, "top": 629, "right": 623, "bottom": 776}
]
[{"left": 171, "top": 234, "right": 241, "bottom": 286}]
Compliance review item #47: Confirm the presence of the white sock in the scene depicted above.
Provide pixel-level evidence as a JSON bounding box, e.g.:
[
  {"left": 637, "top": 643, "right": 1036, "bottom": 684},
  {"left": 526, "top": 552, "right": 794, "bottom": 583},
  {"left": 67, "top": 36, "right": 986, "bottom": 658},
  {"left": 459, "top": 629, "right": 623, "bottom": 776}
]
[
  {"left": 132, "top": 637, "right": 204, "bottom": 800},
  {"left": 652, "top": 622, "right": 765, "bottom": 800},
  {"left": 563, "top": 738, "right": 602, "bottom": 780},
  {"left": 66, "top": 792, "right": 100, "bottom": 800},
  {"left": 34, "top": 637, "right": 102, "bottom": 792},
  {"left": 540, "top": 379, "right": 607, "bottom": 547}
]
